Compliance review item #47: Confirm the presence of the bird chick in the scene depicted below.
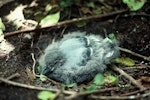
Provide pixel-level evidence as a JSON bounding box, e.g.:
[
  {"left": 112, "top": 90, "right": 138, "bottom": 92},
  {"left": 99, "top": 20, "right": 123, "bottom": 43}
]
[{"left": 38, "top": 31, "right": 120, "bottom": 84}]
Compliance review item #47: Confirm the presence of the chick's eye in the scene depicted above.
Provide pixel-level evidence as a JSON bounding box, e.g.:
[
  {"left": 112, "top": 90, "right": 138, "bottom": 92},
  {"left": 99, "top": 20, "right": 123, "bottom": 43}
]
[{"left": 53, "top": 61, "right": 58, "bottom": 65}]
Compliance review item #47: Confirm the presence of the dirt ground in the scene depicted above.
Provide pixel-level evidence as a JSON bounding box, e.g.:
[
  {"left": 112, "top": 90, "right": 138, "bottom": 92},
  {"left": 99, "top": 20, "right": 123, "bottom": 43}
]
[{"left": 0, "top": 0, "right": 150, "bottom": 100}]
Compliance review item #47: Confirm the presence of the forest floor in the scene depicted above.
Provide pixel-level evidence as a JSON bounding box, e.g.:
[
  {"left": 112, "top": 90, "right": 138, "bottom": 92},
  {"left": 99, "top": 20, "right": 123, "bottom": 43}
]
[{"left": 0, "top": 0, "right": 150, "bottom": 100}]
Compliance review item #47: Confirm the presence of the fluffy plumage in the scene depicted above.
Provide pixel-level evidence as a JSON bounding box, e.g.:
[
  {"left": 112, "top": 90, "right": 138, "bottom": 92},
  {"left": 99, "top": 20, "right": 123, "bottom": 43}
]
[{"left": 38, "top": 31, "right": 120, "bottom": 84}]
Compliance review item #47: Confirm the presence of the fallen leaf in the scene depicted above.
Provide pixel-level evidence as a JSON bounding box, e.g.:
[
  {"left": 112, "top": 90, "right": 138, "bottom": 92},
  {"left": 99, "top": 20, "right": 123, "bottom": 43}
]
[
  {"left": 0, "top": 18, "right": 5, "bottom": 31},
  {"left": 115, "top": 57, "right": 135, "bottom": 66},
  {"left": 123, "top": 0, "right": 147, "bottom": 11},
  {"left": 0, "top": 40, "right": 15, "bottom": 57},
  {"left": 104, "top": 72, "right": 118, "bottom": 86},
  {"left": 40, "top": 11, "right": 60, "bottom": 27},
  {"left": 86, "top": 84, "right": 97, "bottom": 92},
  {"left": 38, "top": 91, "right": 56, "bottom": 100},
  {"left": 6, "top": 4, "right": 26, "bottom": 21},
  {"left": 40, "top": 74, "right": 47, "bottom": 82},
  {"left": 26, "top": 67, "right": 36, "bottom": 81},
  {"left": 93, "top": 73, "right": 104, "bottom": 86},
  {"left": 86, "top": 2, "right": 95, "bottom": 8},
  {"left": 75, "top": 21, "right": 86, "bottom": 27}
]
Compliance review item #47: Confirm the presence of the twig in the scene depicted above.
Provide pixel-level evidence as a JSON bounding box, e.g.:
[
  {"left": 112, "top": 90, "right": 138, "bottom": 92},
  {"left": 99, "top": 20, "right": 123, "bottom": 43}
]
[
  {"left": 6, "top": 73, "right": 20, "bottom": 80},
  {"left": 55, "top": 86, "right": 65, "bottom": 100},
  {"left": 4, "top": 9, "right": 128, "bottom": 37},
  {"left": 121, "top": 88, "right": 148, "bottom": 96},
  {"left": 46, "top": 77, "right": 61, "bottom": 86},
  {"left": 122, "top": 66, "right": 147, "bottom": 70},
  {"left": 0, "top": 0, "right": 14, "bottom": 7},
  {"left": 122, "top": 13, "right": 150, "bottom": 17},
  {"left": 0, "top": 73, "right": 20, "bottom": 84},
  {"left": 118, "top": 47, "right": 150, "bottom": 61},
  {"left": 114, "top": 13, "right": 150, "bottom": 24},
  {"left": 60, "top": 26, "right": 67, "bottom": 37},
  {"left": 111, "top": 65, "right": 145, "bottom": 90},
  {"left": 66, "top": 87, "right": 120, "bottom": 100},
  {"left": 90, "top": 90, "right": 150, "bottom": 100},
  {"left": 0, "top": 77, "right": 76, "bottom": 95}
]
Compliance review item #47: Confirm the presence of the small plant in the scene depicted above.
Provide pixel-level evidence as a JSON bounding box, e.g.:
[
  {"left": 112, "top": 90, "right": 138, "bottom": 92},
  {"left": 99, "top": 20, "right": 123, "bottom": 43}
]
[
  {"left": 115, "top": 57, "right": 135, "bottom": 66},
  {"left": 37, "top": 91, "right": 56, "bottom": 100},
  {"left": 123, "top": 0, "right": 147, "bottom": 11},
  {"left": 60, "top": 0, "right": 73, "bottom": 7},
  {"left": 0, "top": 18, "right": 5, "bottom": 35}
]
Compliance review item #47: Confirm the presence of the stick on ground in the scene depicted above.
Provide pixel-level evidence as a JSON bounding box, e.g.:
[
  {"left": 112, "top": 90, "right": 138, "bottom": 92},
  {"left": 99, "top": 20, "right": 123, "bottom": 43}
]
[{"left": 111, "top": 65, "right": 145, "bottom": 90}]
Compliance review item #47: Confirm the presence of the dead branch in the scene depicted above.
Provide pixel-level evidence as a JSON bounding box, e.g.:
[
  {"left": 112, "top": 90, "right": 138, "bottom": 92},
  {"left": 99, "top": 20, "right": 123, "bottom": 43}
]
[
  {"left": 0, "top": 77, "right": 76, "bottom": 95},
  {"left": 6, "top": 73, "right": 20, "bottom": 80},
  {"left": 121, "top": 88, "right": 148, "bottom": 96},
  {"left": 90, "top": 90, "right": 150, "bottom": 100},
  {"left": 111, "top": 65, "right": 145, "bottom": 90},
  {"left": 4, "top": 9, "right": 128, "bottom": 37},
  {"left": 0, "top": 73, "right": 20, "bottom": 84},
  {"left": 66, "top": 87, "right": 120, "bottom": 100},
  {"left": 118, "top": 47, "right": 150, "bottom": 62}
]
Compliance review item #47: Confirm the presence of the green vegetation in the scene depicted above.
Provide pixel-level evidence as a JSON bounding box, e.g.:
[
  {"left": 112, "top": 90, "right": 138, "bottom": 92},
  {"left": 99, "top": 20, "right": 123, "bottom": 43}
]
[{"left": 123, "top": 0, "right": 147, "bottom": 11}]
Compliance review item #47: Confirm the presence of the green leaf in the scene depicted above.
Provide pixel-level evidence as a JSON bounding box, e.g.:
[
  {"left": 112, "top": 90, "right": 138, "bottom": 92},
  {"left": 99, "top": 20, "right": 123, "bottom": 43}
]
[
  {"left": 79, "top": 87, "right": 85, "bottom": 93},
  {"left": 108, "top": 75, "right": 118, "bottom": 85},
  {"left": 13, "top": 20, "right": 22, "bottom": 29},
  {"left": 0, "top": 30, "right": 3, "bottom": 35},
  {"left": 86, "top": 84, "right": 97, "bottom": 92},
  {"left": 60, "top": 0, "right": 73, "bottom": 7},
  {"left": 37, "top": 66, "right": 42, "bottom": 73},
  {"left": 0, "top": 18, "right": 5, "bottom": 31},
  {"left": 75, "top": 21, "right": 86, "bottom": 27},
  {"left": 108, "top": 33, "right": 115, "bottom": 40},
  {"left": 93, "top": 73, "right": 104, "bottom": 86},
  {"left": 123, "top": 0, "right": 147, "bottom": 11},
  {"left": 40, "top": 12, "right": 60, "bottom": 27},
  {"left": 45, "top": 4, "right": 52, "bottom": 12},
  {"left": 40, "top": 74, "right": 47, "bottom": 82},
  {"left": 115, "top": 57, "right": 135, "bottom": 66},
  {"left": 104, "top": 71, "right": 118, "bottom": 86},
  {"left": 61, "top": 83, "right": 77, "bottom": 88},
  {"left": 34, "top": 11, "right": 44, "bottom": 21},
  {"left": 93, "top": 8, "right": 102, "bottom": 15},
  {"left": 124, "top": 83, "right": 131, "bottom": 87},
  {"left": 37, "top": 91, "right": 56, "bottom": 100},
  {"left": 87, "top": 2, "right": 95, "bottom": 8}
]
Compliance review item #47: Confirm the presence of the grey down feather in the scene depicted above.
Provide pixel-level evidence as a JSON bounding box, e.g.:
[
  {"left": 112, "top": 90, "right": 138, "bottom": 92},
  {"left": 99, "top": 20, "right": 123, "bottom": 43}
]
[{"left": 38, "top": 31, "right": 120, "bottom": 84}]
